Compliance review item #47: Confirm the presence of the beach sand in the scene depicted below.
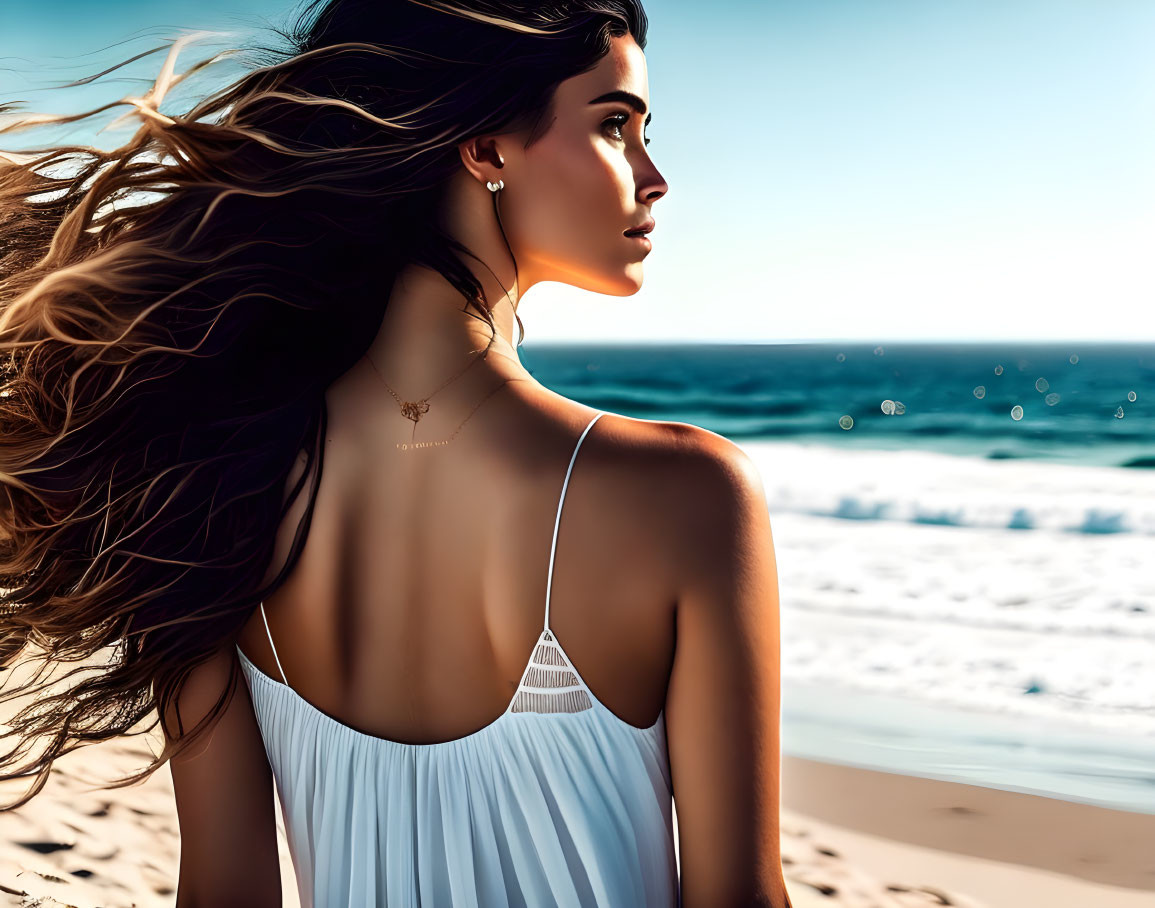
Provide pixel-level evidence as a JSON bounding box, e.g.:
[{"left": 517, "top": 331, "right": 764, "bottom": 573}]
[
  {"left": 2, "top": 719, "right": 1152, "bottom": 907},
  {"left": 779, "top": 755, "right": 1155, "bottom": 908}
]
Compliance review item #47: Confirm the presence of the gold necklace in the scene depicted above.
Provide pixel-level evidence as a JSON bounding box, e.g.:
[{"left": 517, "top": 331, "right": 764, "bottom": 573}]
[
  {"left": 365, "top": 333, "right": 517, "bottom": 450},
  {"left": 392, "top": 377, "right": 529, "bottom": 451},
  {"left": 365, "top": 333, "right": 492, "bottom": 435},
  {"left": 367, "top": 333, "right": 493, "bottom": 420}
]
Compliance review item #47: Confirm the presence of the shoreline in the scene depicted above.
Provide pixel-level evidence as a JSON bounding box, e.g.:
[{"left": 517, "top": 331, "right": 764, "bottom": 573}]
[{"left": 780, "top": 679, "right": 1155, "bottom": 816}]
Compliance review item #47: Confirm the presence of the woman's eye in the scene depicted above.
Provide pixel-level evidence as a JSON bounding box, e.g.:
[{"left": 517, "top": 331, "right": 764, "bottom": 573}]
[{"left": 605, "top": 114, "right": 650, "bottom": 147}]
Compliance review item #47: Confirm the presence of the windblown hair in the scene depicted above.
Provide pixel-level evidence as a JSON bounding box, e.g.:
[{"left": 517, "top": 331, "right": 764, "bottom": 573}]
[{"left": 0, "top": 0, "right": 647, "bottom": 810}]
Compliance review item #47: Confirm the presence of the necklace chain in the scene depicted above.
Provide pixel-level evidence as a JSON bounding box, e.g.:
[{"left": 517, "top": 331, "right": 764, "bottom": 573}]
[
  {"left": 365, "top": 332, "right": 512, "bottom": 450},
  {"left": 393, "top": 377, "right": 530, "bottom": 451},
  {"left": 366, "top": 332, "right": 493, "bottom": 420}
]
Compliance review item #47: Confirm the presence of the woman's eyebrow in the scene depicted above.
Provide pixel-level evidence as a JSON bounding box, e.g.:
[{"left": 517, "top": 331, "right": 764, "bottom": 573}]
[{"left": 588, "top": 90, "right": 652, "bottom": 126}]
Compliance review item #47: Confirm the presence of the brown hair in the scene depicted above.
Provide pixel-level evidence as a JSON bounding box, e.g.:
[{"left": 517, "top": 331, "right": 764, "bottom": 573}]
[{"left": 0, "top": 0, "right": 648, "bottom": 810}]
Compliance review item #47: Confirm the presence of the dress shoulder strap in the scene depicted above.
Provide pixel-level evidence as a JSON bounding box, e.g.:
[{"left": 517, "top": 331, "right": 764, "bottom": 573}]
[
  {"left": 543, "top": 411, "right": 605, "bottom": 630},
  {"left": 259, "top": 601, "right": 290, "bottom": 686}
]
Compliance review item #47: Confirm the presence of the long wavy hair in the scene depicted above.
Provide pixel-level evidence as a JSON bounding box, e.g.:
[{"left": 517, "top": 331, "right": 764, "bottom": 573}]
[{"left": 0, "top": 0, "right": 648, "bottom": 811}]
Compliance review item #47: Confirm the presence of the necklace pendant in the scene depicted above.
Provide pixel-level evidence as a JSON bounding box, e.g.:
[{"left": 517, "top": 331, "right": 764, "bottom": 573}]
[{"left": 400, "top": 400, "right": 430, "bottom": 423}]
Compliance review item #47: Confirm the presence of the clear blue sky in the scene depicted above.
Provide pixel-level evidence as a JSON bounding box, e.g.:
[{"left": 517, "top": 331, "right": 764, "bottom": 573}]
[{"left": 3, "top": 0, "right": 1152, "bottom": 343}]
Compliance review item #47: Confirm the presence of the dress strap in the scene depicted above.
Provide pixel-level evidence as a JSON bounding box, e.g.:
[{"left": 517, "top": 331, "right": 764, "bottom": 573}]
[
  {"left": 259, "top": 601, "right": 290, "bottom": 686},
  {"left": 544, "top": 411, "right": 605, "bottom": 631}
]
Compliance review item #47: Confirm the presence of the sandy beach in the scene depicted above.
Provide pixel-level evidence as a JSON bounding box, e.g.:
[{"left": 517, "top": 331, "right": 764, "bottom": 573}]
[
  {"left": 779, "top": 755, "right": 1155, "bottom": 908},
  {"left": 1, "top": 713, "right": 1152, "bottom": 907}
]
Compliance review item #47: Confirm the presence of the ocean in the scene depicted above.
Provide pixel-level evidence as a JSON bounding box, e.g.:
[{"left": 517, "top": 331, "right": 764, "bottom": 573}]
[{"left": 520, "top": 341, "right": 1155, "bottom": 816}]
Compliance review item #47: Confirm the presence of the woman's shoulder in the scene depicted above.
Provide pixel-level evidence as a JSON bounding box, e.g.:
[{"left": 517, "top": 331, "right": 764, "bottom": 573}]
[
  {"left": 589, "top": 406, "right": 750, "bottom": 484},
  {"left": 583, "top": 406, "right": 767, "bottom": 571},
  {"left": 555, "top": 403, "right": 755, "bottom": 546}
]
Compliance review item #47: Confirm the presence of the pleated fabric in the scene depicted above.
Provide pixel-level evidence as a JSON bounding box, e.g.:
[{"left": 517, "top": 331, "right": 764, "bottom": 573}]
[{"left": 235, "top": 411, "right": 681, "bottom": 907}]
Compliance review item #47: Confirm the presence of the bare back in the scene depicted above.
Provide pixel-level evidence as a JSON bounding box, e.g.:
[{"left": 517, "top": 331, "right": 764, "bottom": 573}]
[
  {"left": 237, "top": 378, "right": 684, "bottom": 746},
  {"left": 185, "top": 364, "right": 791, "bottom": 905}
]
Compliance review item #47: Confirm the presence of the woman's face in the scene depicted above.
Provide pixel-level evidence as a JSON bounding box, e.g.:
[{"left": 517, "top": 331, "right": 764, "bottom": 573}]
[{"left": 496, "top": 34, "right": 667, "bottom": 296}]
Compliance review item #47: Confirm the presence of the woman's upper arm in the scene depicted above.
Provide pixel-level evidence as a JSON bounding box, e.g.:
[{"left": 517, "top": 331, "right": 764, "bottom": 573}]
[
  {"left": 165, "top": 644, "right": 282, "bottom": 908},
  {"left": 665, "top": 431, "right": 791, "bottom": 908}
]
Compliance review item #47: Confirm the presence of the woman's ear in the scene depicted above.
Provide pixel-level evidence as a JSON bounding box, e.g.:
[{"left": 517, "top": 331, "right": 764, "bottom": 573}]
[{"left": 457, "top": 135, "right": 506, "bottom": 187}]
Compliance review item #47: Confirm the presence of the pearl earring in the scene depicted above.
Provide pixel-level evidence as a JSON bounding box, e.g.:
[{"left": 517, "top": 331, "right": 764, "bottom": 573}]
[{"left": 486, "top": 179, "right": 505, "bottom": 192}]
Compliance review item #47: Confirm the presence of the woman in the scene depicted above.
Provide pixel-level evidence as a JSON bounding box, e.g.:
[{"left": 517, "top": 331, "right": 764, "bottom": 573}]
[{"left": 0, "top": 1, "right": 790, "bottom": 905}]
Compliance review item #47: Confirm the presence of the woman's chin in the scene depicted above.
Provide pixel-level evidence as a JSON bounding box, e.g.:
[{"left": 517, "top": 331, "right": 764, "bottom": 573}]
[{"left": 612, "top": 269, "right": 644, "bottom": 296}]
